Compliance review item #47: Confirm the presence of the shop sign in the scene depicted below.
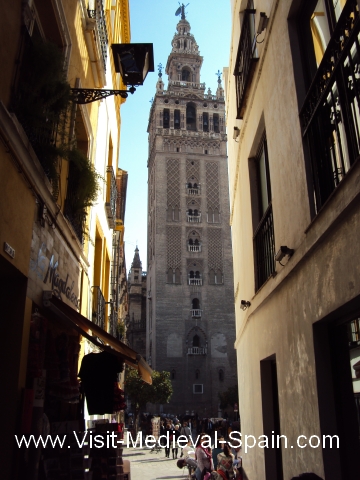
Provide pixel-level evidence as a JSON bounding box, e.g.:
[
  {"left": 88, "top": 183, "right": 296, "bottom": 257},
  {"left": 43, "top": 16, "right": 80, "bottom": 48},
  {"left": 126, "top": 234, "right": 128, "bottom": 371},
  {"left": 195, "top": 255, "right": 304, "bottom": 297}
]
[
  {"left": 43, "top": 255, "right": 80, "bottom": 308},
  {"left": 30, "top": 243, "right": 80, "bottom": 308}
]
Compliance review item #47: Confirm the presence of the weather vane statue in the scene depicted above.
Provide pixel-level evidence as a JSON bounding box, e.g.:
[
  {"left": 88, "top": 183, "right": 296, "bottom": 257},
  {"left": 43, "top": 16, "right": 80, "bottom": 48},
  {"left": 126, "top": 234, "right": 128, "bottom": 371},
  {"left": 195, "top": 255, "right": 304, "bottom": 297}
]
[
  {"left": 216, "top": 70, "right": 222, "bottom": 84},
  {"left": 158, "top": 63, "right": 163, "bottom": 78},
  {"left": 175, "top": 2, "right": 189, "bottom": 20}
]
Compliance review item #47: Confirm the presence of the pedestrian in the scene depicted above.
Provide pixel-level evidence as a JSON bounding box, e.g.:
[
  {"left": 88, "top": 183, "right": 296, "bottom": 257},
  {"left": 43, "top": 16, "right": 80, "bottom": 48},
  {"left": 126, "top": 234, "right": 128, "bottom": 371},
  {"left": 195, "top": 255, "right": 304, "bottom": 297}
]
[
  {"left": 160, "top": 420, "right": 167, "bottom": 456},
  {"left": 172, "top": 424, "right": 181, "bottom": 459},
  {"left": 165, "top": 423, "right": 172, "bottom": 458},
  {"left": 212, "top": 436, "right": 224, "bottom": 470},
  {"left": 215, "top": 442, "right": 235, "bottom": 479},
  {"left": 183, "top": 438, "right": 198, "bottom": 477},
  {"left": 181, "top": 421, "right": 192, "bottom": 440},
  {"left": 195, "top": 433, "right": 213, "bottom": 480}
]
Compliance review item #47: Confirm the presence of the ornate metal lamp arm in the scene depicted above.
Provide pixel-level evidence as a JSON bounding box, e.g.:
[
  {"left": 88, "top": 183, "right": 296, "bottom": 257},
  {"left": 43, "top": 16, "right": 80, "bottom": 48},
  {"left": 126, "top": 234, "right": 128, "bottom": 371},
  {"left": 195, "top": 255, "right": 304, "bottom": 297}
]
[{"left": 70, "top": 86, "right": 136, "bottom": 104}]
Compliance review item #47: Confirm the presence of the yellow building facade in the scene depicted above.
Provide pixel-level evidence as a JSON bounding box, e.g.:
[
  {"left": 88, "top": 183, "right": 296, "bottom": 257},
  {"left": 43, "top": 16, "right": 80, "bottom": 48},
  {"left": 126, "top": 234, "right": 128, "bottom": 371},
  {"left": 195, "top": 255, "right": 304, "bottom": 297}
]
[{"left": 0, "top": 0, "right": 131, "bottom": 478}]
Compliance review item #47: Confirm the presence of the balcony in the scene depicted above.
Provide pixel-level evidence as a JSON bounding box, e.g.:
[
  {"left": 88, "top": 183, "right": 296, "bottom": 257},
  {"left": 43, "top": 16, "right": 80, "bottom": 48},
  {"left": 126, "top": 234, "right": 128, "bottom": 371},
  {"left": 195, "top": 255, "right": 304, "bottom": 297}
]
[
  {"left": 299, "top": 0, "right": 360, "bottom": 212},
  {"left": 187, "top": 214, "right": 201, "bottom": 223},
  {"left": 105, "top": 166, "right": 117, "bottom": 229},
  {"left": 189, "top": 278, "right": 202, "bottom": 286},
  {"left": 234, "top": 7, "right": 258, "bottom": 119},
  {"left": 191, "top": 309, "right": 202, "bottom": 318},
  {"left": 87, "top": 0, "right": 108, "bottom": 73},
  {"left": 92, "top": 286, "right": 105, "bottom": 330},
  {"left": 188, "top": 244, "right": 201, "bottom": 253},
  {"left": 168, "top": 80, "right": 206, "bottom": 90},
  {"left": 188, "top": 346, "right": 207, "bottom": 355},
  {"left": 253, "top": 203, "right": 275, "bottom": 291},
  {"left": 187, "top": 187, "right": 200, "bottom": 195}
]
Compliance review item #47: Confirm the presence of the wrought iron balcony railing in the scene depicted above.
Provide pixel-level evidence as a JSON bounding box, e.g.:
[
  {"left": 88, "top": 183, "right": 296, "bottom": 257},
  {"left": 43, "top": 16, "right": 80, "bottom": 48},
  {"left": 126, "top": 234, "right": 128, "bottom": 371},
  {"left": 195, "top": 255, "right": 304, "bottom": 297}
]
[
  {"left": 300, "top": 0, "right": 360, "bottom": 212},
  {"left": 189, "top": 278, "right": 202, "bottom": 286},
  {"left": 187, "top": 214, "right": 201, "bottom": 223},
  {"left": 105, "top": 166, "right": 117, "bottom": 229},
  {"left": 188, "top": 244, "right": 201, "bottom": 252},
  {"left": 187, "top": 346, "right": 207, "bottom": 355},
  {"left": 187, "top": 187, "right": 201, "bottom": 195},
  {"left": 87, "top": 0, "right": 108, "bottom": 72},
  {"left": 191, "top": 309, "right": 202, "bottom": 317},
  {"left": 234, "top": 7, "right": 258, "bottom": 119},
  {"left": 253, "top": 203, "right": 275, "bottom": 291},
  {"left": 92, "top": 286, "right": 105, "bottom": 330}
]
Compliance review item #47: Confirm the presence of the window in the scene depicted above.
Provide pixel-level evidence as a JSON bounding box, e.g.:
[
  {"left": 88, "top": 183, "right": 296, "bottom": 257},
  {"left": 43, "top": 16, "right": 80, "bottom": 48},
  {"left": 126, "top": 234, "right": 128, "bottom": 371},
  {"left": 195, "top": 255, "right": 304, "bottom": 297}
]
[
  {"left": 297, "top": 0, "right": 359, "bottom": 213},
  {"left": 182, "top": 67, "right": 190, "bottom": 81},
  {"left": 219, "top": 369, "right": 224, "bottom": 382},
  {"left": 186, "top": 103, "right": 197, "bottom": 131},
  {"left": 213, "top": 114, "right": 219, "bottom": 133},
  {"left": 193, "top": 384, "right": 203, "bottom": 394},
  {"left": 195, "top": 369, "right": 200, "bottom": 380},
  {"left": 209, "top": 269, "right": 223, "bottom": 285},
  {"left": 174, "top": 109, "right": 181, "bottom": 129},
  {"left": 167, "top": 268, "right": 181, "bottom": 284},
  {"left": 203, "top": 112, "right": 209, "bottom": 132},
  {"left": 234, "top": 1, "right": 258, "bottom": 119},
  {"left": 167, "top": 205, "right": 179, "bottom": 221},
  {"left": 193, "top": 335, "right": 200, "bottom": 347},
  {"left": 251, "top": 134, "right": 275, "bottom": 290},
  {"left": 171, "top": 369, "right": 176, "bottom": 380},
  {"left": 208, "top": 208, "right": 220, "bottom": 223},
  {"left": 163, "top": 108, "right": 170, "bottom": 128}
]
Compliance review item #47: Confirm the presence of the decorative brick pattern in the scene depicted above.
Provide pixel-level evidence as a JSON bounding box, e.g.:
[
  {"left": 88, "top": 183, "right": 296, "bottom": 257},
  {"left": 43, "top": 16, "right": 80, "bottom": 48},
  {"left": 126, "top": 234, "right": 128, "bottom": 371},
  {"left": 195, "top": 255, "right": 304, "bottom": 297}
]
[
  {"left": 186, "top": 159, "right": 200, "bottom": 183},
  {"left": 206, "top": 162, "right": 220, "bottom": 210},
  {"left": 167, "top": 226, "right": 181, "bottom": 269},
  {"left": 208, "top": 228, "right": 223, "bottom": 271},
  {"left": 167, "top": 158, "right": 180, "bottom": 208},
  {"left": 148, "top": 166, "right": 155, "bottom": 260}
]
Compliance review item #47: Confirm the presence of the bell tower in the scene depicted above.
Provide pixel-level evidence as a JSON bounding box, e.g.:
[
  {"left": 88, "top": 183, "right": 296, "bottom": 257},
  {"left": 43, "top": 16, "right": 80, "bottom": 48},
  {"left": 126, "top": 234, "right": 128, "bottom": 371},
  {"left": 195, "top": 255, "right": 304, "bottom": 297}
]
[{"left": 146, "top": 6, "right": 236, "bottom": 417}]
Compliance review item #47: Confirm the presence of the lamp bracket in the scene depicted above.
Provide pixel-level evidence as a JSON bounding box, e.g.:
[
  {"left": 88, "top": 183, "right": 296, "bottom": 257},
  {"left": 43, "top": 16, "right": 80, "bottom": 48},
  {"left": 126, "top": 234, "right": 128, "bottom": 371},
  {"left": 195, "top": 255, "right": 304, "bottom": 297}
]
[{"left": 70, "top": 87, "right": 136, "bottom": 104}]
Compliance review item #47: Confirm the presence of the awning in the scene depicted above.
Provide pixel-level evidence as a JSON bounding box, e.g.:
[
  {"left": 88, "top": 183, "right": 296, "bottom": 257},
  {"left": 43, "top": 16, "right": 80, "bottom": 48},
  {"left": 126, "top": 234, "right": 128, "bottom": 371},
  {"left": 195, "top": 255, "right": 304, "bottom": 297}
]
[{"left": 43, "top": 291, "right": 152, "bottom": 384}]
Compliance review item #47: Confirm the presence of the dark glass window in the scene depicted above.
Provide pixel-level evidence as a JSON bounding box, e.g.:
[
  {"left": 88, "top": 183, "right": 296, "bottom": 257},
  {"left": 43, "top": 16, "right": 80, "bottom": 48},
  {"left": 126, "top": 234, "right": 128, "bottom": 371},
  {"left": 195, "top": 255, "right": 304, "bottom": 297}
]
[
  {"left": 252, "top": 134, "right": 275, "bottom": 291},
  {"left": 203, "top": 112, "right": 209, "bottom": 132},
  {"left": 298, "top": 0, "right": 359, "bottom": 213},
  {"left": 213, "top": 114, "right": 219, "bottom": 133},
  {"left": 163, "top": 108, "right": 170, "bottom": 128},
  {"left": 174, "top": 109, "right": 181, "bottom": 129}
]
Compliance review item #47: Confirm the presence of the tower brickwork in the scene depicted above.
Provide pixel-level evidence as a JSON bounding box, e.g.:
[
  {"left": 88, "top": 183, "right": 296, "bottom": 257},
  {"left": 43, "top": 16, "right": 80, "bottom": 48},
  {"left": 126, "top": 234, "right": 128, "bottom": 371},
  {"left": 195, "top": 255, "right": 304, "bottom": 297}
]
[{"left": 146, "top": 13, "right": 236, "bottom": 416}]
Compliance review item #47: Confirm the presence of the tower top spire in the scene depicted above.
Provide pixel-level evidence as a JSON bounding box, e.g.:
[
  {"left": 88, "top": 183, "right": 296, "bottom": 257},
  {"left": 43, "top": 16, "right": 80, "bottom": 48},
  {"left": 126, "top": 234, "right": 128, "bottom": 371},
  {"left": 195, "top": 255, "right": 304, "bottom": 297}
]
[
  {"left": 131, "top": 246, "right": 142, "bottom": 269},
  {"left": 175, "top": 3, "right": 189, "bottom": 20}
]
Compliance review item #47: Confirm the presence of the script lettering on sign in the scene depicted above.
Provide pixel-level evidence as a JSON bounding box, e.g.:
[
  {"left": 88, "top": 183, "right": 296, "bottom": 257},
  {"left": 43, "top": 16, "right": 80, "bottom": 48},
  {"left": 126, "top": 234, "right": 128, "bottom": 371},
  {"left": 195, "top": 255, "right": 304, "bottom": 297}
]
[{"left": 43, "top": 255, "right": 80, "bottom": 308}]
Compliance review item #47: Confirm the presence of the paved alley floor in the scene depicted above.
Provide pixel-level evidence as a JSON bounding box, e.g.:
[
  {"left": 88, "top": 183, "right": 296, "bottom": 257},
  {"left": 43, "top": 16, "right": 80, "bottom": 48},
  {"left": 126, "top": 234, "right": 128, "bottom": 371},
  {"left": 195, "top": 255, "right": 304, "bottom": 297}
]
[{"left": 123, "top": 445, "right": 190, "bottom": 480}]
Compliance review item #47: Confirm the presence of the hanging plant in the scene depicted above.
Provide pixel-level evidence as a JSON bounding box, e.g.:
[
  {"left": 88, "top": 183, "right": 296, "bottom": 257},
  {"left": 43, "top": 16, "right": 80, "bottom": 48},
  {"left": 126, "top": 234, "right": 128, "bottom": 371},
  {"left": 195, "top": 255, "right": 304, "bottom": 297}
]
[{"left": 13, "top": 39, "right": 71, "bottom": 189}]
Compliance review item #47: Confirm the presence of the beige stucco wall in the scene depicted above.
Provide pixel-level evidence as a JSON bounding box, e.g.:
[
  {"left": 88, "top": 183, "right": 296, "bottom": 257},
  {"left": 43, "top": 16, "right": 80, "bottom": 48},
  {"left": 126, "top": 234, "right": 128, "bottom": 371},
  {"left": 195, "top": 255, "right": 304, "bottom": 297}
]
[{"left": 225, "top": 0, "right": 360, "bottom": 478}]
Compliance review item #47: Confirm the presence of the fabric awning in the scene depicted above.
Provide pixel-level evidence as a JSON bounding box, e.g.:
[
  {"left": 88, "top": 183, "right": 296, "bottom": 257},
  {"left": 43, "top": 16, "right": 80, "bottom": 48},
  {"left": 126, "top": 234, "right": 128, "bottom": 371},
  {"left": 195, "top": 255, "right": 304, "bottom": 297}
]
[{"left": 43, "top": 291, "right": 152, "bottom": 384}]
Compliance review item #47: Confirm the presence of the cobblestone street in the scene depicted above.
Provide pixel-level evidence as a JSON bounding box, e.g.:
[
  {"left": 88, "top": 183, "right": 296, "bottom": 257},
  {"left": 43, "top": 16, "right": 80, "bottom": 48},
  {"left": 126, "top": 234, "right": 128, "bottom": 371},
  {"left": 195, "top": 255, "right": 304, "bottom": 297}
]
[{"left": 123, "top": 446, "right": 187, "bottom": 480}]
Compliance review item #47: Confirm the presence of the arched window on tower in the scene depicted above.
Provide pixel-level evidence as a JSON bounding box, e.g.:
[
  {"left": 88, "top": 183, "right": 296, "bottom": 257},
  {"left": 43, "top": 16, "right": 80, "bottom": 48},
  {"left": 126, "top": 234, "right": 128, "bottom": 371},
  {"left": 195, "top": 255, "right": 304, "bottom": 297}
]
[
  {"left": 182, "top": 67, "right": 190, "bottom": 81},
  {"left": 203, "top": 112, "right": 209, "bottom": 132},
  {"left": 219, "top": 369, "right": 224, "bottom": 382},
  {"left": 175, "top": 268, "right": 181, "bottom": 283},
  {"left": 213, "top": 114, "right": 219, "bottom": 133},
  {"left": 171, "top": 369, "right": 176, "bottom": 380},
  {"left": 174, "top": 109, "right": 181, "bottom": 129},
  {"left": 193, "top": 335, "right": 200, "bottom": 347},
  {"left": 195, "top": 369, "right": 200, "bottom": 379},
  {"left": 167, "top": 268, "right": 173, "bottom": 283},
  {"left": 186, "top": 103, "right": 196, "bottom": 131},
  {"left": 163, "top": 108, "right": 170, "bottom": 128}
]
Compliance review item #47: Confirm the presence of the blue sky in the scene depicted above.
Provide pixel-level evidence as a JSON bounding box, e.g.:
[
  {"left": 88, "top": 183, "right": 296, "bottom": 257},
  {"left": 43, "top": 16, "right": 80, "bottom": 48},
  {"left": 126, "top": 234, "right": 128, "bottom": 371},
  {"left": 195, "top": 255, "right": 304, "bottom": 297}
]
[{"left": 119, "top": 0, "right": 232, "bottom": 271}]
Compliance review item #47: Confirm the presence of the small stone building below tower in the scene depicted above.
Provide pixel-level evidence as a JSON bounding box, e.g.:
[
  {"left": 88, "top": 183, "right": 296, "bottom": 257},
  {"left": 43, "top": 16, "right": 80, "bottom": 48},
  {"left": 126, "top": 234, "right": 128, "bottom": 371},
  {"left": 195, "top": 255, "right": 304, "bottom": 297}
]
[{"left": 127, "top": 247, "right": 146, "bottom": 359}]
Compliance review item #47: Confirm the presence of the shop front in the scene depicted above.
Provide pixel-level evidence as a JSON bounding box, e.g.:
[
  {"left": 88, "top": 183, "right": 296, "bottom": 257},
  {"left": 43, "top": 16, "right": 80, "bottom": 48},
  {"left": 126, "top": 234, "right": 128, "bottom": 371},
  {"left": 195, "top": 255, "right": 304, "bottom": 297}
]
[{"left": 16, "top": 224, "right": 151, "bottom": 480}]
